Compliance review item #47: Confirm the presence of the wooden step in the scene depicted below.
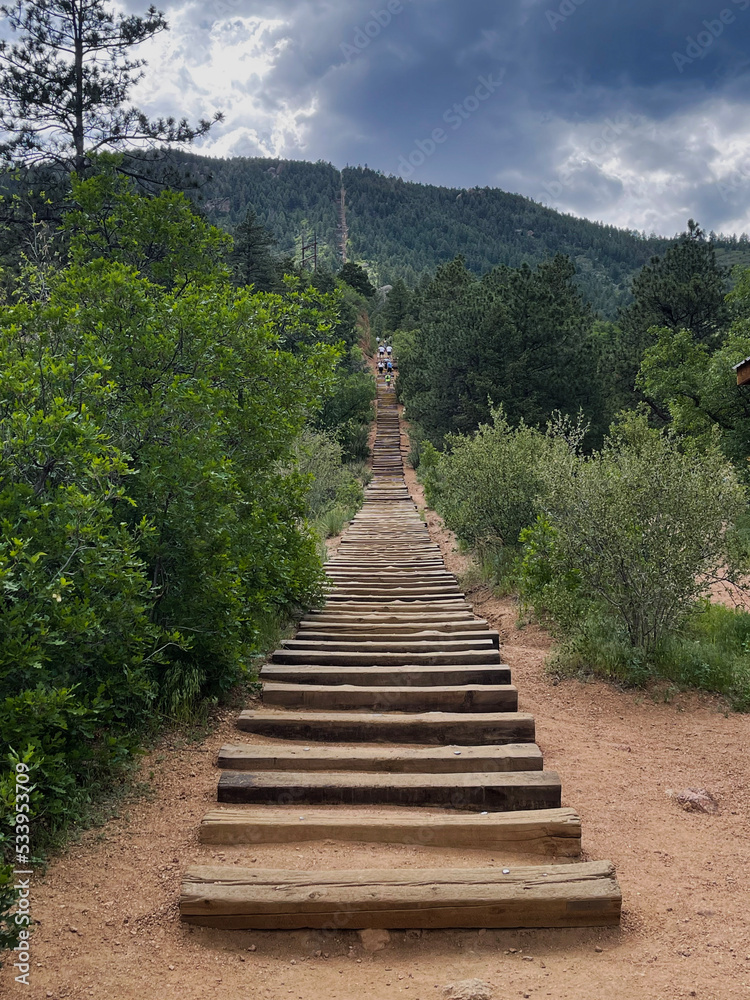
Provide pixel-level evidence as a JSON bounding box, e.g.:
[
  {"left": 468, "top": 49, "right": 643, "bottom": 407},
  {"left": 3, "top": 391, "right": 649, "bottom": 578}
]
[
  {"left": 321, "top": 601, "right": 471, "bottom": 612},
  {"left": 302, "top": 612, "right": 482, "bottom": 624},
  {"left": 216, "top": 769, "right": 561, "bottom": 810},
  {"left": 292, "top": 629, "right": 500, "bottom": 647},
  {"left": 297, "top": 621, "right": 492, "bottom": 635},
  {"left": 260, "top": 664, "right": 512, "bottom": 686},
  {"left": 180, "top": 861, "right": 622, "bottom": 929},
  {"left": 198, "top": 805, "right": 581, "bottom": 856},
  {"left": 261, "top": 682, "right": 519, "bottom": 712},
  {"left": 280, "top": 637, "right": 497, "bottom": 654},
  {"left": 270, "top": 649, "right": 500, "bottom": 667},
  {"left": 217, "top": 743, "right": 543, "bottom": 773},
  {"left": 237, "top": 710, "right": 536, "bottom": 744}
]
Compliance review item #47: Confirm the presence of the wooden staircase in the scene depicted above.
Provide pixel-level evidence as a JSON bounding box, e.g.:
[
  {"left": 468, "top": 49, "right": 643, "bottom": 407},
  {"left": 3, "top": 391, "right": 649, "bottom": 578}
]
[{"left": 180, "top": 380, "right": 622, "bottom": 931}]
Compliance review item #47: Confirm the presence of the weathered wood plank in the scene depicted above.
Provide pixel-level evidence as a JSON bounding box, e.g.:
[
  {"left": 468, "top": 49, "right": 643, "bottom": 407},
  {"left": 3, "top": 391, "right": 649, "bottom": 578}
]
[
  {"left": 179, "top": 861, "right": 622, "bottom": 929},
  {"left": 280, "top": 637, "right": 496, "bottom": 654},
  {"left": 217, "top": 743, "right": 543, "bottom": 773},
  {"left": 198, "top": 806, "right": 581, "bottom": 856},
  {"left": 292, "top": 628, "right": 500, "bottom": 647},
  {"left": 216, "top": 769, "right": 560, "bottom": 810},
  {"left": 270, "top": 649, "right": 501, "bottom": 666},
  {"left": 261, "top": 682, "right": 518, "bottom": 713},
  {"left": 259, "top": 664, "right": 511, "bottom": 686},
  {"left": 237, "top": 710, "right": 536, "bottom": 744}
]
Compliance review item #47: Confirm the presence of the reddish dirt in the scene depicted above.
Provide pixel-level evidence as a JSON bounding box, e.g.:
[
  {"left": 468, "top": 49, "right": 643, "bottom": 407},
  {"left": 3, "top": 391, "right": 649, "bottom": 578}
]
[{"left": 3, "top": 417, "right": 750, "bottom": 1000}]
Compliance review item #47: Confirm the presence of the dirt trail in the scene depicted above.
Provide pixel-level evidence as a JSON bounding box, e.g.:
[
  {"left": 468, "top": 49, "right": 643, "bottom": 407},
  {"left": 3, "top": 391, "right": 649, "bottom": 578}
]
[{"left": 3, "top": 409, "right": 749, "bottom": 1000}]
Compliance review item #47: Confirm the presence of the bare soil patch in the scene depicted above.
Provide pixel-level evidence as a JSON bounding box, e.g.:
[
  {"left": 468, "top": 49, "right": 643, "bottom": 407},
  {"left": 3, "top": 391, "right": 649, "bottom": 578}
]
[{"left": 3, "top": 416, "right": 749, "bottom": 1000}]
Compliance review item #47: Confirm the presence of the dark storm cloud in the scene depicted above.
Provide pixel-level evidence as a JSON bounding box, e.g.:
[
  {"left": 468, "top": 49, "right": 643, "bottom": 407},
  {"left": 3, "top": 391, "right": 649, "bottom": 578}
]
[{"left": 130, "top": 0, "right": 750, "bottom": 232}]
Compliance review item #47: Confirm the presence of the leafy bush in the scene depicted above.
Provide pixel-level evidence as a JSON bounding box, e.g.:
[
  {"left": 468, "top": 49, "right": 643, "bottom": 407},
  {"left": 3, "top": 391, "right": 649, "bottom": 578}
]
[
  {"left": 316, "top": 346, "right": 376, "bottom": 462},
  {"left": 546, "top": 601, "right": 750, "bottom": 710},
  {"left": 0, "top": 174, "right": 355, "bottom": 876},
  {"left": 420, "top": 407, "right": 554, "bottom": 550},
  {"left": 534, "top": 412, "right": 747, "bottom": 651}
]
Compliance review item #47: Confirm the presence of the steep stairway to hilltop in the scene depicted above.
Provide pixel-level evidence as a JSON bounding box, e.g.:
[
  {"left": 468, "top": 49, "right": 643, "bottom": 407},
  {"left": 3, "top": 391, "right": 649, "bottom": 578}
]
[{"left": 180, "top": 379, "right": 622, "bottom": 930}]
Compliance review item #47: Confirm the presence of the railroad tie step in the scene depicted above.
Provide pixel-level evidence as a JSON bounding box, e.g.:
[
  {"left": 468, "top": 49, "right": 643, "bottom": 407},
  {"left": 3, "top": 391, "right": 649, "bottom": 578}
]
[
  {"left": 216, "top": 742, "right": 544, "bottom": 772},
  {"left": 237, "top": 709, "right": 536, "bottom": 744},
  {"left": 216, "top": 768, "right": 562, "bottom": 811},
  {"left": 179, "top": 861, "right": 622, "bottom": 929},
  {"left": 260, "top": 681, "right": 519, "bottom": 712},
  {"left": 259, "top": 664, "right": 512, "bottom": 686},
  {"left": 198, "top": 805, "right": 582, "bottom": 856}
]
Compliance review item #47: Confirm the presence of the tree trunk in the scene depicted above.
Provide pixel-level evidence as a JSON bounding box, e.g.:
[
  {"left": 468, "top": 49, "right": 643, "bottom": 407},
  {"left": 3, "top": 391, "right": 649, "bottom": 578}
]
[{"left": 73, "top": 2, "right": 85, "bottom": 173}]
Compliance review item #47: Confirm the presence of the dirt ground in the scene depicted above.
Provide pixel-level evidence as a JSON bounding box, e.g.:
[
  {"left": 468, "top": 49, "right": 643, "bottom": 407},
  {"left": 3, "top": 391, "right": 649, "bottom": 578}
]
[{"left": 3, "top": 414, "right": 749, "bottom": 1000}]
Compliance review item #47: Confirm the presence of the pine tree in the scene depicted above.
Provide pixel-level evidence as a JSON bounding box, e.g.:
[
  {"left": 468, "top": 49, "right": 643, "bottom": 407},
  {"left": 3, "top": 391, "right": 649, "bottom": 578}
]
[
  {"left": 612, "top": 220, "right": 730, "bottom": 415},
  {"left": 0, "top": 0, "right": 221, "bottom": 173},
  {"left": 338, "top": 262, "right": 375, "bottom": 298},
  {"left": 231, "top": 208, "right": 280, "bottom": 292}
]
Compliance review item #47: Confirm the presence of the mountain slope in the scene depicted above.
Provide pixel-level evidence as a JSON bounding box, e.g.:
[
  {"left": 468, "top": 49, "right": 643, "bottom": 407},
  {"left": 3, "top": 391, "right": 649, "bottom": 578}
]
[{"left": 166, "top": 151, "right": 750, "bottom": 315}]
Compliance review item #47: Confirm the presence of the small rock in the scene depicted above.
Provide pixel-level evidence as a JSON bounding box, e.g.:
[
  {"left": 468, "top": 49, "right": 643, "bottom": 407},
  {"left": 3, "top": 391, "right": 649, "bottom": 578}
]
[
  {"left": 168, "top": 965, "right": 175, "bottom": 971},
  {"left": 69, "top": 926, "right": 78, "bottom": 934},
  {"left": 667, "top": 788, "right": 719, "bottom": 814},
  {"left": 594, "top": 946, "right": 603, "bottom": 953},
  {"left": 522, "top": 955, "right": 534, "bottom": 961},
  {"left": 247, "top": 944, "right": 257, "bottom": 952},
  {"left": 359, "top": 928, "right": 391, "bottom": 953},
  {"left": 443, "top": 979, "right": 493, "bottom": 1000},
  {"left": 406, "top": 929, "right": 422, "bottom": 941}
]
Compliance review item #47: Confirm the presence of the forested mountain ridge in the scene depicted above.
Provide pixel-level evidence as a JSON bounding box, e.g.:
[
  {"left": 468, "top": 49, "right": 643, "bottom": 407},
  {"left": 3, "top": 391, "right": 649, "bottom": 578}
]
[{"left": 166, "top": 150, "right": 750, "bottom": 316}]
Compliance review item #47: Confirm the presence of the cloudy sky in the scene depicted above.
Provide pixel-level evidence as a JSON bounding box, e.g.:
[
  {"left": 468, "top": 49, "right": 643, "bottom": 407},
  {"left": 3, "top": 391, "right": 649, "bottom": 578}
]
[{"left": 125, "top": 0, "right": 750, "bottom": 236}]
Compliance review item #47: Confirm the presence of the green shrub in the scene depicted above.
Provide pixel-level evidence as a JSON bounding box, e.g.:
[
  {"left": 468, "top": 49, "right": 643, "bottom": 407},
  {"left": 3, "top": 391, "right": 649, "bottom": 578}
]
[
  {"left": 420, "top": 407, "right": 553, "bottom": 549},
  {"left": 547, "top": 601, "right": 750, "bottom": 710},
  {"left": 536, "top": 412, "right": 748, "bottom": 652},
  {"left": 317, "top": 507, "right": 348, "bottom": 539}
]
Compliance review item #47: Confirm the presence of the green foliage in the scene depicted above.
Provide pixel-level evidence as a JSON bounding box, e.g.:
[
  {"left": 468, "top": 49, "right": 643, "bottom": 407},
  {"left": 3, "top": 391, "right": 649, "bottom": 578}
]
[
  {"left": 316, "top": 346, "right": 375, "bottom": 462},
  {"left": 621, "top": 221, "right": 729, "bottom": 347},
  {"left": 0, "top": 0, "right": 219, "bottom": 173},
  {"left": 525, "top": 412, "right": 747, "bottom": 652},
  {"left": 398, "top": 255, "right": 601, "bottom": 446},
  {"left": 64, "top": 165, "right": 232, "bottom": 291},
  {"left": 0, "top": 177, "right": 354, "bottom": 874},
  {"left": 230, "top": 207, "right": 282, "bottom": 292},
  {"left": 548, "top": 601, "right": 750, "bottom": 710},
  {"left": 294, "top": 428, "right": 366, "bottom": 541},
  {"left": 338, "top": 262, "right": 376, "bottom": 298},
  {"left": 420, "top": 408, "right": 555, "bottom": 550},
  {"left": 613, "top": 221, "right": 731, "bottom": 412},
  {"left": 636, "top": 264, "right": 750, "bottom": 482},
  {"left": 170, "top": 153, "right": 697, "bottom": 314}
]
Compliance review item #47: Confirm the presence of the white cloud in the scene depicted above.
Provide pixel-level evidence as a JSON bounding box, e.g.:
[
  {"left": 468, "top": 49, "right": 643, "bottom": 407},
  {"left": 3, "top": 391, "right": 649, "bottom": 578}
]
[{"left": 130, "top": 8, "right": 318, "bottom": 158}]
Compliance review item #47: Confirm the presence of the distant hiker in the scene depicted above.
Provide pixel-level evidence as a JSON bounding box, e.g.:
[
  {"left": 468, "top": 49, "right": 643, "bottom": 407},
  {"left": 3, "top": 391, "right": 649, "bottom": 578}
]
[
  {"left": 386, "top": 345, "right": 393, "bottom": 356},
  {"left": 378, "top": 345, "right": 385, "bottom": 357},
  {"left": 384, "top": 372, "right": 392, "bottom": 389},
  {"left": 386, "top": 360, "right": 393, "bottom": 371}
]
